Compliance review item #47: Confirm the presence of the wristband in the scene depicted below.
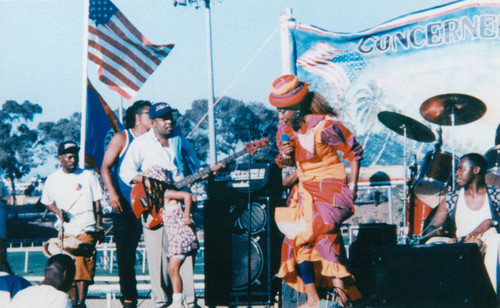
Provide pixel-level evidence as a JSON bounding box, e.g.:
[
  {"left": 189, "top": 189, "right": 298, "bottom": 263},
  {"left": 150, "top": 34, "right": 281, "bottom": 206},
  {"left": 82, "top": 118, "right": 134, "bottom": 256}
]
[{"left": 282, "top": 153, "right": 291, "bottom": 159}]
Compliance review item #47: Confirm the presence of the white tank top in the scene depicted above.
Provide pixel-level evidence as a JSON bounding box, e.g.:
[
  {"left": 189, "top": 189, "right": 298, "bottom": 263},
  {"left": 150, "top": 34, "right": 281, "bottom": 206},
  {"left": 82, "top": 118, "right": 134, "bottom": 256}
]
[{"left": 455, "top": 189, "right": 492, "bottom": 238}]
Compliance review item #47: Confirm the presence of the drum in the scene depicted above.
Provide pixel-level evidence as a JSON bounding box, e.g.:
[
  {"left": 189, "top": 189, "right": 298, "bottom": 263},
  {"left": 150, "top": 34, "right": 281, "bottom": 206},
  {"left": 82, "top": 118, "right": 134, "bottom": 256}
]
[
  {"left": 485, "top": 145, "right": 500, "bottom": 186},
  {"left": 407, "top": 196, "right": 433, "bottom": 236},
  {"left": 413, "top": 150, "right": 456, "bottom": 207}
]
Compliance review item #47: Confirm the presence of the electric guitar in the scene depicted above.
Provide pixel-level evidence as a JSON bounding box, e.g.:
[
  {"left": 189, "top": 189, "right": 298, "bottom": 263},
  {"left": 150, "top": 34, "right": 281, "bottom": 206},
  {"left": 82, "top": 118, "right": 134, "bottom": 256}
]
[{"left": 131, "top": 137, "right": 269, "bottom": 229}]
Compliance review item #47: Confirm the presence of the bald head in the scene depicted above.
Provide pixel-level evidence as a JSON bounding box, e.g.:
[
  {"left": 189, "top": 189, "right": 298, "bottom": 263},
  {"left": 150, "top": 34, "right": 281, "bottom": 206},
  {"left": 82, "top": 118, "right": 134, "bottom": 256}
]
[{"left": 43, "top": 254, "right": 76, "bottom": 292}]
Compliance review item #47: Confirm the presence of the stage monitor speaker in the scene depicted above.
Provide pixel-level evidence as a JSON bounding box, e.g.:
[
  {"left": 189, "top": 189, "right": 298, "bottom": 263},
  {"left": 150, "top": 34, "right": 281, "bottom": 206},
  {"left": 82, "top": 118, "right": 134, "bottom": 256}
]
[
  {"left": 374, "top": 243, "right": 497, "bottom": 308},
  {"left": 348, "top": 223, "right": 397, "bottom": 300},
  {"left": 204, "top": 163, "right": 283, "bottom": 306}
]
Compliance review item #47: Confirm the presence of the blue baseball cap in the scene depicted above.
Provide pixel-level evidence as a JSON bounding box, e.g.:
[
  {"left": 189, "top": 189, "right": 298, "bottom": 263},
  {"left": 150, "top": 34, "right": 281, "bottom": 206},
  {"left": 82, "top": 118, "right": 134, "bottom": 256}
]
[{"left": 149, "top": 102, "right": 174, "bottom": 119}]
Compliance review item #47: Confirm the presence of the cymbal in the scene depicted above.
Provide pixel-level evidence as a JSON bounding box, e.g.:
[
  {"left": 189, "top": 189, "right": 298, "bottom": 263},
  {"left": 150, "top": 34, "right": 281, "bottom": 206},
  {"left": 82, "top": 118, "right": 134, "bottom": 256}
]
[
  {"left": 420, "top": 93, "right": 486, "bottom": 126},
  {"left": 377, "top": 111, "right": 436, "bottom": 143}
]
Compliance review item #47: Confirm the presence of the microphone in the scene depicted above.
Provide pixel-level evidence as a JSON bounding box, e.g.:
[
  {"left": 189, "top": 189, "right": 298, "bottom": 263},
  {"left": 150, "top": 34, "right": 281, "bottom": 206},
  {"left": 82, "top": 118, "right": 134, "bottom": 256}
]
[{"left": 281, "top": 133, "right": 291, "bottom": 143}]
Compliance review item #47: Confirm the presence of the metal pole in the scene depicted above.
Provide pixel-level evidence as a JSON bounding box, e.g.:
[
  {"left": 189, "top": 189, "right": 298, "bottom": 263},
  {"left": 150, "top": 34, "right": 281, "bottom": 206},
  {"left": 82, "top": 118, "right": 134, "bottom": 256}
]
[
  {"left": 280, "top": 9, "right": 292, "bottom": 75},
  {"left": 80, "top": 0, "right": 90, "bottom": 168},
  {"left": 205, "top": 0, "right": 217, "bottom": 164},
  {"left": 451, "top": 107, "right": 456, "bottom": 192},
  {"left": 388, "top": 186, "right": 394, "bottom": 225},
  {"left": 401, "top": 125, "right": 409, "bottom": 243},
  {"left": 119, "top": 96, "right": 124, "bottom": 125}
]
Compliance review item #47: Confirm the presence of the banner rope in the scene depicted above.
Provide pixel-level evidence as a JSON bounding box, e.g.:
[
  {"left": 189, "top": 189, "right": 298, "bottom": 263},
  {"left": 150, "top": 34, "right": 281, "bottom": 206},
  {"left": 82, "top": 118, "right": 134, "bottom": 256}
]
[{"left": 187, "top": 21, "right": 283, "bottom": 138}]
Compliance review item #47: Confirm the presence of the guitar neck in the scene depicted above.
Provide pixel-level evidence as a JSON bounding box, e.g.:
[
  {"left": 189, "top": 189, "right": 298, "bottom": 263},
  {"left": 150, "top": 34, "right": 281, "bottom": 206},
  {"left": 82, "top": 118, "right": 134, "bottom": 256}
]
[{"left": 175, "top": 149, "right": 247, "bottom": 189}]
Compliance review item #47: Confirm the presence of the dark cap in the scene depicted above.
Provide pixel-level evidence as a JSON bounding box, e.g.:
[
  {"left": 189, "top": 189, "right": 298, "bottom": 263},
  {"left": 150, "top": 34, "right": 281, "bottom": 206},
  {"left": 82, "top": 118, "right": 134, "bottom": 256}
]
[
  {"left": 149, "top": 102, "right": 174, "bottom": 120},
  {"left": 58, "top": 141, "right": 80, "bottom": 156}
]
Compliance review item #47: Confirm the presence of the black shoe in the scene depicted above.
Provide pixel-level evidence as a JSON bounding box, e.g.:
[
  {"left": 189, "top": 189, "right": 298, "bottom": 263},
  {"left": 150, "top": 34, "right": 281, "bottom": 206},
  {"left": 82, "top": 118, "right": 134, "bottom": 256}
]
[
  {"left": 76, "top": 300, "right": 87, "bottom": 308},
  {"left": 121, "top": 298, "right": 137, "bottom": 308}
]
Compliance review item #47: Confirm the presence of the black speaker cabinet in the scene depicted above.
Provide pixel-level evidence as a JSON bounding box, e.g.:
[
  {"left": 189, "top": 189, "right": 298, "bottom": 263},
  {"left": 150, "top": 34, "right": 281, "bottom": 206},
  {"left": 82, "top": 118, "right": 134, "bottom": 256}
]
[
  {"left": 204, "top": 164, "right": 282, "bottom": 306},
  {"left": 348, "top": 224, "right": 397, "bottom": 300},
  {"left": 374, "top": 243, "right": 497, "bottom": 308}
]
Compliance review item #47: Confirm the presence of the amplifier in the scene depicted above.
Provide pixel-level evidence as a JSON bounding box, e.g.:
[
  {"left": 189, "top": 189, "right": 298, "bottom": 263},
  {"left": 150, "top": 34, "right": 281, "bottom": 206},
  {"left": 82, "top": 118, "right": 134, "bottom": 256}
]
[{"left": 213, "top": 162, "right": 282, "bottom": 197}]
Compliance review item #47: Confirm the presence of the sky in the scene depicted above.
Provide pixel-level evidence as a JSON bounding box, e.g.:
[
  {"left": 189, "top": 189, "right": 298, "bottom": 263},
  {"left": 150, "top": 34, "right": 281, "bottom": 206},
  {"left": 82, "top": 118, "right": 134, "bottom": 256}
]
[
  {"left": 0, "top": 0, "right": 454, "bottom": 123},
  {"left": 1, "top": 0, "right": 465, "bottom": 181}
]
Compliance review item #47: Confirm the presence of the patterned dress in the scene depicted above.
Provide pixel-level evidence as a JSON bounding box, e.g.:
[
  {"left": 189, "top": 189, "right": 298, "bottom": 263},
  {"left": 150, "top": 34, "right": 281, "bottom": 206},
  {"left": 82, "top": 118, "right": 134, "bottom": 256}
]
[
  {"left": 275, "top": 114, "right": 363, "bottom": 294},
  {"left": 143, "top": 167, "right": 199, "bottom": 257},
  {"left": 162, "top": 202, "right": 199, "bottom": 257}
]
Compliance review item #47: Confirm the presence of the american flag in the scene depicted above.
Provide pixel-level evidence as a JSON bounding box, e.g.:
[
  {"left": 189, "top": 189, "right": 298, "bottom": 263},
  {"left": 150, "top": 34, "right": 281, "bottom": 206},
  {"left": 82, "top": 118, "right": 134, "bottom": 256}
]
[
  {"left": 296, "top": 41, "right": 366, "bottom": 97},
  {"left": 88, "top": 0, "right": 174, "bottom": 100}
]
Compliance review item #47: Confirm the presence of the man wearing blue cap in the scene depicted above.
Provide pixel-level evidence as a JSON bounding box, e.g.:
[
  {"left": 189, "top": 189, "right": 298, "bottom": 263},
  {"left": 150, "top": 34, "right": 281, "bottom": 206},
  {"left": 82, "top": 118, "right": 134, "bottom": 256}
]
[{"left": 120, "top": 102, "right": 217, "bottom": 308}]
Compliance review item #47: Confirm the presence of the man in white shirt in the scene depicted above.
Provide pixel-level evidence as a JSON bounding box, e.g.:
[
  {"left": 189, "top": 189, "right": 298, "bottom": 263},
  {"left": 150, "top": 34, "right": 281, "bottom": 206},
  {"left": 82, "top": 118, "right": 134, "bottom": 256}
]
[
  {"left": 41, "top": 141, "right": 103, "bottom": 308},
  {"left": 10, "top": 254, "right": 76, "bottom": 308},
  {"left": 120, "top": 102, "right": 221, "bottom": 308}
]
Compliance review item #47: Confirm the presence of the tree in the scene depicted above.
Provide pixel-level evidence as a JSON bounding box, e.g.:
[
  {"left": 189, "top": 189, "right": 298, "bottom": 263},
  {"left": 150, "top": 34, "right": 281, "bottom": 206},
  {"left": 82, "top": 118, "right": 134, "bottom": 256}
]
[
  {"left": 0, "top": 100, "right": 43, "bottom": 206},
  {"left": 37, "top": 112, "right": 81, "bottom": 154},
  {"left": 177, "top": 97, "right": 279, "bottom": 164}
]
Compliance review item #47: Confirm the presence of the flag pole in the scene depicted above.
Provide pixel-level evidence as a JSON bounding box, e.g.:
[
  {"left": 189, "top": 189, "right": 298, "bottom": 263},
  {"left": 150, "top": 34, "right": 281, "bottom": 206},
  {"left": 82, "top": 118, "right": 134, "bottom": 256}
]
[
  {"left": 80, "top": 0, "right": 90, "bottom": 169},
  {"left": 119, "top": 96, "right": 124, "bottom": 124},
  {"left": 280, "top": 8, "right": 293, "bottom": 75},
  {"left": 204, "top": 0, "right": 217, "bottom": 164}
]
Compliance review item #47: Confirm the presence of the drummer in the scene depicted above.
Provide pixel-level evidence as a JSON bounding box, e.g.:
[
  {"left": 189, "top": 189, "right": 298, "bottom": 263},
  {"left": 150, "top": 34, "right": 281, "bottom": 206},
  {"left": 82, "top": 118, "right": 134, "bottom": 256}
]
[{"left": 424, "top": 153, "right": 500, "bottom": 293}]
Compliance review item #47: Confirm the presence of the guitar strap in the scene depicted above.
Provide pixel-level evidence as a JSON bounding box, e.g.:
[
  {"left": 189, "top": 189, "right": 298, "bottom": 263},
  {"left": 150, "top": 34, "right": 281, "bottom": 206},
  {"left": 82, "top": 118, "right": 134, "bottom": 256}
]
[{"left": 142, "top": 177, "right": 168, "bottom": 219}]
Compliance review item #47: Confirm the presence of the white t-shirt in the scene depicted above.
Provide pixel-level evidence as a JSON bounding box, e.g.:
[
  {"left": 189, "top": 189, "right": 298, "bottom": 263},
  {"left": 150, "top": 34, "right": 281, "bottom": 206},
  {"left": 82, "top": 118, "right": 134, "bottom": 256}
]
[
  {"left": 455, "top": 189, "right": 495, "bottom": 238},
  {"left": 119, "top": 129, "right": 181, "bottom": 184},
  {"left": 41, "top": 168, "right": 103, "bottom": 236},
  {"left": 10, "top": 284, "right": 71, "bottom": 308}
]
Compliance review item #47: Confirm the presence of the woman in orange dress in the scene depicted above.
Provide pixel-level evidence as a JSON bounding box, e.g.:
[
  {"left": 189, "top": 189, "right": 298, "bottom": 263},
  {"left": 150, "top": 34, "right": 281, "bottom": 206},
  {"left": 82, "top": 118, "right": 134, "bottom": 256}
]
[{"left": 270, "top": 75, "right": 363, "bottom": 307}]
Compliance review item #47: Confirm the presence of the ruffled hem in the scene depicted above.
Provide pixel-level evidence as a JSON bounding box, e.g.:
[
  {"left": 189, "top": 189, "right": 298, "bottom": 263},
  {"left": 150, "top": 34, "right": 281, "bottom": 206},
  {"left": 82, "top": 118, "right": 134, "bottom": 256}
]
[{"left": 277, "top": 258, "right": 353, "bottom": 293}]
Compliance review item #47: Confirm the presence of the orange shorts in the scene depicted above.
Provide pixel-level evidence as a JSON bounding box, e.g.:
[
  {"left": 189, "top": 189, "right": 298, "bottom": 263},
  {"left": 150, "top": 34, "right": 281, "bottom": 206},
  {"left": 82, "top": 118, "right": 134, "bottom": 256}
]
[{"left": 73, "top": 233, "right": 97, "bottom": 283}]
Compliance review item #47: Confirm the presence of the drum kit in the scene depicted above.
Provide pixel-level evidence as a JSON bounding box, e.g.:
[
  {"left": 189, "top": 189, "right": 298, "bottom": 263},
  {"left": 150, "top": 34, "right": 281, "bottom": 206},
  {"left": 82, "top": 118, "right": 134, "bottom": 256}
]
[{"left": 377, "top": 93, "right": 492, "bottom": 243}]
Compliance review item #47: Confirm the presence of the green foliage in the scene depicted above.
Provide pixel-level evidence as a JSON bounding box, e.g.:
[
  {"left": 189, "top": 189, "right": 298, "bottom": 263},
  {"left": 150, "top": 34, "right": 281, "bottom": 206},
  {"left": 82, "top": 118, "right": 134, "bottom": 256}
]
[
  {"left": 0, "top": 100, "right": 43, "bottom": 203},
  {"left": 37, "top": 112, "right": 81, "bottom": 145},
  {"left": 177, "top": 97, "right": 279, "bottom": 164}
]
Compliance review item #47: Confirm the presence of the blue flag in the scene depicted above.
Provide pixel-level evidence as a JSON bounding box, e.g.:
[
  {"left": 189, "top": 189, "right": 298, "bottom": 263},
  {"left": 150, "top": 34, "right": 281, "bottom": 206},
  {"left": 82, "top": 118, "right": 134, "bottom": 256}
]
[{"left": 85, "top": 80, "right": 124, "bottom": 172}]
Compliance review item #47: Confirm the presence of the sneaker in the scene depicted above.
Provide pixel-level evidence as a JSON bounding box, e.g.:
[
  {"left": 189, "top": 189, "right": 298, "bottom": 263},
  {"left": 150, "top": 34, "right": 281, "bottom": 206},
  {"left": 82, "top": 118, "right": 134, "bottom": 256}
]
[{"left": 167, "top": 301, "right": 185, "bottom": 308}]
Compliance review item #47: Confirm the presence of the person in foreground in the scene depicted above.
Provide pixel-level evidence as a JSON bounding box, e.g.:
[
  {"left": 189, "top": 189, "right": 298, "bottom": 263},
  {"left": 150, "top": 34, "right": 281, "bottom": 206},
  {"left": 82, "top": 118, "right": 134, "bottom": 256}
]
[
  {"left": 10, "top": 254, "right": 76, "bottom": 308},
  {"left": 425, "top": 153, "right": 500, "bottom": 293},
  {"left": 101, "top": 100, "right": 152, "bottom": 307},
  {"left": 269, "top": 75, "right": 363, "bottom": 307},
  {"left": 0, "top": 237, "right": 31, "bottom": 305},
  {"left": 41, "top": 141, "right": 104, "bottom": 308}
]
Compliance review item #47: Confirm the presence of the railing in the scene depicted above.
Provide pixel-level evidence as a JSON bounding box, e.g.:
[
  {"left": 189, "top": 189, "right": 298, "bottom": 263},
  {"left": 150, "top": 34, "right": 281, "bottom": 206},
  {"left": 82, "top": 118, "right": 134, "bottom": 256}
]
[
  {"left": 7, "top": 225, "right": 366, "bottom": 274},
  {"left": 7, "top": 242, "right": 148, "bottom": 274}
]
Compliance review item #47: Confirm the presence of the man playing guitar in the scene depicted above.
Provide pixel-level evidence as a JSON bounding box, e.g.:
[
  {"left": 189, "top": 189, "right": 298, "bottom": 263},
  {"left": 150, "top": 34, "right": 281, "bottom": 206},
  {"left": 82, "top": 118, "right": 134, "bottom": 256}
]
[{"left": 119, "top": 102, "right": 222, "bottom": 308}]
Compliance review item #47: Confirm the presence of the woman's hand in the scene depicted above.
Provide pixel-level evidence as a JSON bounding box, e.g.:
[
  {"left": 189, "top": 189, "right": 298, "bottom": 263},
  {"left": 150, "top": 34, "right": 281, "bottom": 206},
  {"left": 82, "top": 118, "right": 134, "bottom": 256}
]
[{"left": 281, "top": 141, "right": 295, "bottom": 157}]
